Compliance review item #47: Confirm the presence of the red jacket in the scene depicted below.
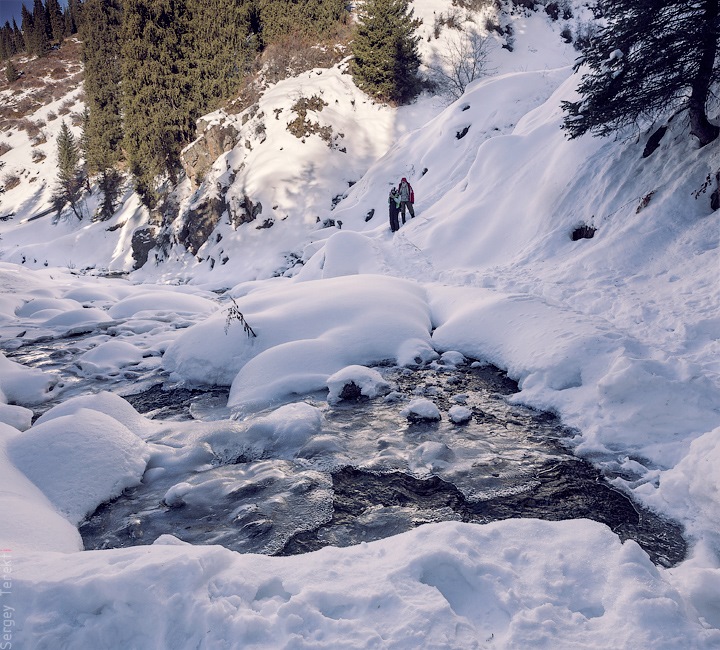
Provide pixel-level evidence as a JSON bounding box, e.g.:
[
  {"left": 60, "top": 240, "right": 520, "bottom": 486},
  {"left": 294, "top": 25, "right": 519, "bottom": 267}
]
[{"left": 398, "top": 179, "right": 414, "bottom": 203}]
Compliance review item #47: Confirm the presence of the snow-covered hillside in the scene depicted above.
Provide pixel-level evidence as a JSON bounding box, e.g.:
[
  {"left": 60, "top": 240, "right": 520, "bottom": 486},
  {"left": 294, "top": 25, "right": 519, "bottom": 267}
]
[{"left": 1, "top": 1, "right": 720, "bottom": 647}]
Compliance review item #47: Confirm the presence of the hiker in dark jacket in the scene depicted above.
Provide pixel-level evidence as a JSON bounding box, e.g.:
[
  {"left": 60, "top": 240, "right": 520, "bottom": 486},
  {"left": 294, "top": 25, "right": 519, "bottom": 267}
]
[
  {"left": 398, "top": 177, "right": 415, "bottom": 222},
  {"left": 388, "top": 187, "right": 400, "bottom": 232}
]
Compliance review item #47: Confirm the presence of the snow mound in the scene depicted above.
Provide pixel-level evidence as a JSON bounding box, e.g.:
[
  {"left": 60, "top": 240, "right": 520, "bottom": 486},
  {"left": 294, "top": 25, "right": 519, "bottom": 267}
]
[
  {"left": 8, "top": 408, "right": 151, "bottom": 524},
  {"left": 0, "top": 422, "right": 82, "bottom": 553},
  {"left": 327, "top": 365, "right": 391, "bottom": 404},
  {"left": 164, "top": 274, "right": 431, "bottom": 408},
  {"left": 34, "top": 391, "right": 158, "bottom": 440},
  {"left": 401, "top": 398, "right": 442, "bottom": 422},
  {"left": 0, "top": 351, "right": 57, "bottom": 405},
  {"left": 108, "top": 291, "right": 218, "bottom": 319}
]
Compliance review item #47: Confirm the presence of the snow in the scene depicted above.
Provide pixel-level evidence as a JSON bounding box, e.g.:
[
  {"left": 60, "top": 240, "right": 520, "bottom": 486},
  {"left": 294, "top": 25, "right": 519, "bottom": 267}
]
[
  {"left": 7, "top": 408, "right": 150, "bottom": 525},
  {"left": 12, "top": 520, "right": 720, "bottom": 647},
  {"left": 326, "top": 365, "right": 391, "bottom": 404},
  {"left": 1, "top": 2, "right": 720, "bottom": 647},
  {"left": 400, "top": 397, "right": 442, "bottom": 421}
]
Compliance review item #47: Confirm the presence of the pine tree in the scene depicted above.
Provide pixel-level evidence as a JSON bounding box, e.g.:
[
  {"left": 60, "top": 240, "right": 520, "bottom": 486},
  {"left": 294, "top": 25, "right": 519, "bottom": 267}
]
[
  {"left": 562, "top": 0, "right": 719, "bottom": 148},
  {"left": 81, "top": 0, "right": 124, "bottom": 219},
  {"left": 351, "top": 0, "right": 422, "bottom": 105},
  {"left": 186, "top": 0, "right": 257, "bottom": 108},
  {"left": 121, "top": 0, "right": 195, "bottom": 208},
  {"left": 30, "top": 0, "right": 51, "bottom": 56},
  {"left": 13, "top": 20, "right": 24, "bottom": 54},
  {"left": 53, "top": 121, "right": 86, "bottom": 220},
  {"left": 46, "top": 0, "right": 66, "bottom": 43},
  {"left": 257, "top": 0, "right": 347, "bottom": 44},
  {"left": 5, "top": 60, "right": 20, "bottom": 82},
  {"left": 21, "top": 5, "right": 34, "bottom": 52}
]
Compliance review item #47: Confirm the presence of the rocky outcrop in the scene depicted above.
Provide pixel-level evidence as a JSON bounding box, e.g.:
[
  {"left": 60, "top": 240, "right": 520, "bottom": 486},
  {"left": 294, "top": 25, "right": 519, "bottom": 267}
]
[
  {"left": 181, "top": 118, "right": 240, "bottom": 188},
  {"left": 178, "top": 197, "right": 228, "bottom": 255},
  {"left": 131, "top": 227, "right": 158, "bottom": 269}
]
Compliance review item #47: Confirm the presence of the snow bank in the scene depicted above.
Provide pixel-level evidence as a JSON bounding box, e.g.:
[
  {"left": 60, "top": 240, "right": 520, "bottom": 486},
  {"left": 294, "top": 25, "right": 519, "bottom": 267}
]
[
  {"left": 108, "top": 290, "right": 218, "bottom": 319},
  {"left": 0, "top": 423, "right": 82, "bottom": 553},
  {"left": 8, "top": 409, "right": 151, "bottom": 525},
  {"left": 14, "top": 519, "right": 718, "bottom": 648},
  {"left": 34, "top": 391, "right": 159, "bottom": 440},
  {"left": 0, "top": 351, "right": 57, "bottom": 406},
  {"left": 164, "top": 274, "right": 431, "bottom": 409}
]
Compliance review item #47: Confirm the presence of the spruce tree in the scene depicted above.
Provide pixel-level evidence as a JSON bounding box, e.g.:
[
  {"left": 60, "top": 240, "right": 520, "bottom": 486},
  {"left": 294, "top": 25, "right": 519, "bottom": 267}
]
[
  {"left": 5, "top": 60, "right": 20, "bottom": 82},
  {"left": 257, "top": 0, "right": 347, "bottom": 44},
  {"left": 30, "top": 0, "right": 51, "bottom": 56},
  {"left": 0, "top": 22, "right": 15, "bottom": 60},
  {"left": 81, "top": 0, "right": 124, "bottom": 219},
  {"left": 562, "top": 0, "right": 719, "bottom": 147},
  {"left": 121, "top": 0, "right": 195, "bottom": 208},
  {"left": 46, "top": 0, "right": 66, "bottom": 43},
  {"left": 53, "top": 121, "right": 86, "bottom": 220},
  {"left": 351, "top": 0, "right": 422, "bottom": 104},
  {"left": 186, "top": 0, "right": 257, "bottom": 108},
  {"left": 13, "top": 20, "right": 24, "bottom": 54},
  {"left": 21, "top": 5, "right": 34, "bottom": 52}
]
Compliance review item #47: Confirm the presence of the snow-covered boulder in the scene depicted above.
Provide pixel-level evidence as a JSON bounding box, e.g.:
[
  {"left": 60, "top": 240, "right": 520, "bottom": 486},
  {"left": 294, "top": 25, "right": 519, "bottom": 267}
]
[
  {"left": 400, "top": 398, "right": 441, "bottom": 422},
  {"left": 8, "top": 409, "right": 151, "bottom": 524},
  {"left": 327, "top": 365, "right": 391, "bottom": 404}
]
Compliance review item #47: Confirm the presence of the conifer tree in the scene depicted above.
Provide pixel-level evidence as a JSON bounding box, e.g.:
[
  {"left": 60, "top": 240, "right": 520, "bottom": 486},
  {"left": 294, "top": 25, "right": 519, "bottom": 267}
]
[
  {"left": 351, "top": 0, "right": 422, "bottom": 104},
  {"left": 46, "top": 0, "right": 66, "bottom": 43},
  {"left": 186, "top": 0, "right": 257, "bottom": 107},
  {"left": 121, "top": 0, "right": 195, "bottom": 208},
  {"left": 562, "top": 0, "right": 719, "bottom": 147},
  {"left": 5, "top": 60, "right": 20, "bottom": 82},
  {"left": 21, "top": 5, "right": 34, "bottom": 52},
  {"left": 13, "top": 20, "right": 24, "bottom": 54},
  {"left": 53, "top": 121, "right": 86, "bottom": 220},
  {"left": 0, "top": 22, "right": 16, "bottom": 60},
  {"left": 257, "top": 0, "right": 347, "bottom": 44},
  {"left": 30, "top": 0, "right": 51, "bottom": 56},
  {"left": 81, "top": 0, "right": 124, "bottom": 219}
]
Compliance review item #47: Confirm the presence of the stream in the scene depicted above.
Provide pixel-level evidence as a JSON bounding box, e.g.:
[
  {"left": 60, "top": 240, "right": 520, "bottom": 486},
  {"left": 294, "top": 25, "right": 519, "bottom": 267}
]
[{"left": 5, "top": 330, "right": 686, "bottom": 567}]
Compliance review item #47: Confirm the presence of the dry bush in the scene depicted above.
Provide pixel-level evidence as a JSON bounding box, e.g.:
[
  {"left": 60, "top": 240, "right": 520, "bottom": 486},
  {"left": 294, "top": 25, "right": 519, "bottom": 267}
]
[
  {"left": 15, "top": 118, "right": 43, "bottom": 138},
  {"left": 31, "top": 149, "right": 46, "bottom": 162},
  {"left": 31, "top": 132, "right": 47, "bottom": 146},
  {"left": 2, "top": 173, "right": 20, "bottom": 191},
  {"left": 0, "top": 142, "right": 10, "bottom": 157},
  {"left": 70, "top": 111, "right": 84, "bottom": 127},
  {"left": 47, "top": 111, "right": 58, "bottom": 121},
  {"left": 58, "top": 99, "right": 74, "bottom": 115},
  {"left": 260, "top": 28, "right": 350, "bottom": 85}
]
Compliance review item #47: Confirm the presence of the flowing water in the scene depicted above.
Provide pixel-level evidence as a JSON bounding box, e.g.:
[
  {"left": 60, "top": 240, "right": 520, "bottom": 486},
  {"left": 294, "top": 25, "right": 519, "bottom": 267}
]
[{"left": 5, "top": 329, "right": 686, "bottom": 567}]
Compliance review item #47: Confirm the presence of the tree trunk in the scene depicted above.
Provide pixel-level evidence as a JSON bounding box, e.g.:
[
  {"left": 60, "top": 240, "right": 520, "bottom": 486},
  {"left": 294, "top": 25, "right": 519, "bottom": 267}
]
[{"left": 689, "top": 0, "right": 719, "bottom": 147}]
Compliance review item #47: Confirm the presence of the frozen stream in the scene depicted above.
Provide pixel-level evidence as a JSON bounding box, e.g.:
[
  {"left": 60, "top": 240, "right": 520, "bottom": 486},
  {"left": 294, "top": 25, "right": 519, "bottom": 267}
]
[{"left": 6, "top": 329, "right": 686, "bottom": 567}]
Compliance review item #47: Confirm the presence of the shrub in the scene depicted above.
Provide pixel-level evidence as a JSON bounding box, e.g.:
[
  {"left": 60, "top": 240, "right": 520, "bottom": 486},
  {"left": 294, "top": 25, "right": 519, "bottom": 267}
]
[{"left": 2, "top": 173, "right": 21, "bottom": 191}]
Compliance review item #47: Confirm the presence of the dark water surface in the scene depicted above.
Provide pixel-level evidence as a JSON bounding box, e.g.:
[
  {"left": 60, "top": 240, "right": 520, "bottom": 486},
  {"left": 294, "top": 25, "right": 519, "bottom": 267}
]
[{"left": 78, "top": 361, "right": 686, "bottom": 567}]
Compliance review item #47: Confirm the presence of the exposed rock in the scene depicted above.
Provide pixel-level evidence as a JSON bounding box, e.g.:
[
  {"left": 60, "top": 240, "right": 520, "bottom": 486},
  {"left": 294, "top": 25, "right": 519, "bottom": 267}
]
[
  {"left": 571, "top": 224, "right": 596, "bottom": 241},
  {"left": 131, "top": 227, "right": 158, "bottom": 269},
  {"left": 178, "top": 197, "right": 228, "bottom": 255},
  {"left": 230, "top": 194, "right": 262, "bottom": 229},
  {"left": 181, "top": 119, "right": 240, "bottom": 188}
]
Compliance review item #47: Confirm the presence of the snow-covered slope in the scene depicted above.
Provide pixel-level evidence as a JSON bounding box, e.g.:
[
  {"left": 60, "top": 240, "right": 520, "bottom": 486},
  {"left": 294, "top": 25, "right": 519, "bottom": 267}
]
[{"left": 1, "top": 2, "right": 720, "bottom": 647}]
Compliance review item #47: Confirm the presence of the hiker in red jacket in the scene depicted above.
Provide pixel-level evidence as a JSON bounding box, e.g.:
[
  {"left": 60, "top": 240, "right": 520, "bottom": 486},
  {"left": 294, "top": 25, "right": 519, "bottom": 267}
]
[{"left": 398, "top": 177, "right": 415, "bottom": 223}]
